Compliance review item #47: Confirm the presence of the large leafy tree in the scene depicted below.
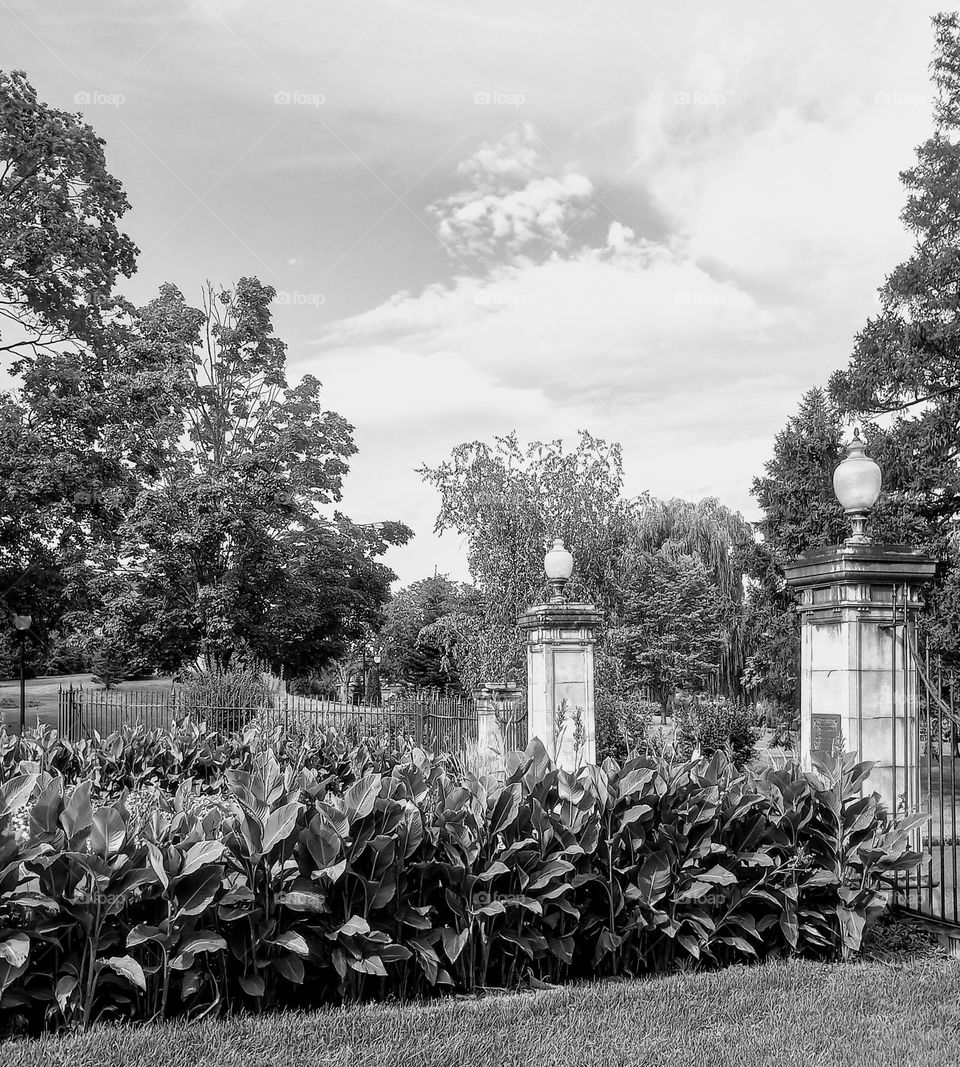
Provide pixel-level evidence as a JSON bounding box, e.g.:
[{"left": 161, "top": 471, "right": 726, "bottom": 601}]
[
  {"left": 0, "top": 69, "right": 142, "bottom": 671},
  {"left": 82, "top": 279, "right": 410, "bottom": 676},
  {"left": 0, "top": 68, "right": 137, "bottom": 360},
  {"left": 418, "top": 432, "right": 634, "bottom": 685}
]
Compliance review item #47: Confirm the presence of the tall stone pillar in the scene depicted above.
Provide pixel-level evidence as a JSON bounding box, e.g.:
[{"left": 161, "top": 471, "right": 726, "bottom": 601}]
[
  {"left": 473, "top": 682, "right": 524, "bottom": 771},
  {"left": 518, "top": 601, "right": 602, "bottom": 771},
  {"left": 785, "top": 547, "right": 934, "bottom": 815}
]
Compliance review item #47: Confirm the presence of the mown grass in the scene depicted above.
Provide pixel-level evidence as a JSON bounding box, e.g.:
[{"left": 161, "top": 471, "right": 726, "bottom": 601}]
[{"left": 3, "top": 955, "right": 959, "bottom": 1067}]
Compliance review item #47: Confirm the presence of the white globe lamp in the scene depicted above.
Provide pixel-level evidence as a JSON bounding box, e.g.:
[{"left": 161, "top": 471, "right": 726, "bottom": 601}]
[
  {"left": 544, "top": 538, "right": 574, "bottom": 603},
  {"left": 833, "top": 429, "right": 882, "bottom": 544}
]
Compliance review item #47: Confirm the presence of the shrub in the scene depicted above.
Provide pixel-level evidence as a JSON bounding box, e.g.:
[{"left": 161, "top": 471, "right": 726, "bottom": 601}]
[
  {"left": 0, "top": 724, "right": 924, "bottom": 1037},
  {"left": 595, "top": 693, "right": 657, "bottom": 762},
  {"left": 676, "top": 695, "right": 759, "bottom": 768},
  {"left": 175, "top": 664, "right": 273, "bottom": 732}
]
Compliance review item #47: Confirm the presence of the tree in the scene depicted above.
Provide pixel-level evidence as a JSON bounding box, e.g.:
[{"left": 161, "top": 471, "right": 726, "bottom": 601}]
[
  {"left": 418, "top": 431, "right": 633, "bottom": 683},
  {"left": 380, "top": 574, "right": 473, "bottom": 690},
  {"left": 608, "top": 546, "right": 725, "bottom": 718},
  {"left": 622, "top": 495, "right": 754, "bottom": 697},
  {"left": 0, "top": 69, "right": 138, "bottom": 362},
  {"left": 0, "top": 69, "right": 153, "bottom": 674},
  {"left": 85, "top": 279, "right": 410, "bottom": 676},
  {"left": 830, "top": 14, "right": 960, "bottom": 537},
  {"left": 419, "top": 432, "right": 755, "bottom": 695}
]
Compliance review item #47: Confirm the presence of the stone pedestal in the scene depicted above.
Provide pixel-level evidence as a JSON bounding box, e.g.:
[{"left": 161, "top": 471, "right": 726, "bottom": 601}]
[
  {"left": 473, "top": 682, "right": 524, "bottom": 770},
  {"left": 517, "top": 602, "right": 601, "bottom": 771},
  {"left": 784, "top": 543, "right": 936, "bottom": 815}
]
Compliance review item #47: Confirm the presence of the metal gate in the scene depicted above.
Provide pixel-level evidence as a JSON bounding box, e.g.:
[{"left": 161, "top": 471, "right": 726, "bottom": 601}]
[{"left": 888, "top": 587, "right": 960, "bottom": 926}]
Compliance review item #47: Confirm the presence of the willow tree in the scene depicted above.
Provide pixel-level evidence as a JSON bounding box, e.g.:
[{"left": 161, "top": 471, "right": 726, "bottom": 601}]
[{"left": 617, "top": 495, "right": 755, "bottom": 698}]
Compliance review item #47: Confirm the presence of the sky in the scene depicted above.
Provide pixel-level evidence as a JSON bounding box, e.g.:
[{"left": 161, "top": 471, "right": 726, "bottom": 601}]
[{"left": 0, "top": 1, "right": 945, "bottom": 586}]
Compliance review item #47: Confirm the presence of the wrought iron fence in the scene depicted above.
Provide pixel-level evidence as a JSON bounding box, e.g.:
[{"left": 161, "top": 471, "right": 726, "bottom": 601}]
[{"left": 57, "top": 684, "right": 481, "bottom": 755}]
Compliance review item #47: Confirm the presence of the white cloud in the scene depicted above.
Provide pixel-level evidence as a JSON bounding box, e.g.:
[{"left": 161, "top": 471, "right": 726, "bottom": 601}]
[{"left": 429, "top": 124, "right": 594, "bottom": 261}]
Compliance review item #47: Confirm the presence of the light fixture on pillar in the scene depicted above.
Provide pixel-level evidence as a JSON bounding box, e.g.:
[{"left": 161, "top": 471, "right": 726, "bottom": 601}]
[
  {"left": 833, "top": 428, "right": 882, "bottom": 544},
  {"left": 544, "top": 538, "right": 574, "bottom": 603}
]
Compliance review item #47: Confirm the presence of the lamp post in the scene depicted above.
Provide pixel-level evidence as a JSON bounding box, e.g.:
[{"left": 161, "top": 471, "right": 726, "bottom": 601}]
[
  {"left": 12, "top": 614, "right": 31, "bottom": 736},
  {"left": 544, "top": 538, "right": 574, "bottom": 603},
  {"left": 833, "top": 428, "right": 882, "bottom": 544}
]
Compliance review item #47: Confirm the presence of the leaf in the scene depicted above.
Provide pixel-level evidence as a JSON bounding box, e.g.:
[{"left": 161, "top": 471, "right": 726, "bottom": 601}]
[
  {"left": 90, "top": 806, "right": 126, "bottom": 859},
  {"left": 0, "top": 934, "right": 29, "bottom": 968},
  {"left": 272, "top": 931, "right": 310, "bottom": 957},
  {"left": 239, "top": 974, "right": 265, "bottom": 997},
  {"left": 126, "top": 924, "right": 164, "bottom": 948},
  {"left": 343, "top": 776, "right": 381, "bottom": 823},
  {"left": 177, "top": 840, "right": 225, "bottom": 880},
  {"left": 273, "top": 954, "right": 305, "bottom": 984},
  {"left": 175, "top": 868, "right": 222, "bottom": 918},
  {"left": 440, "top": 927, "right": 469, "bottom": 962},
  {"left": 55, "top": 975, "right": 78, "bottom": 1012},
  {"left": 488, "top": 784, "right": 521, "bottom": 837},
  {"left": 280, "top": 888, "right": 327, "bottom": 913},
  {"left": 329, "top": 915, "right": 370, "bottom": 939},
  {"left": 101, "top": 955, "right": 146, "bottom": 991},
  {"left": 146, "top": 842, "right": 169, "bottom": 890},
  {"left": 699, "top": 865, "right": 737, "bottom": 886},
  {"left": 0, "top": 774, "right": 36, "bottom": 815},
  {"left": 170, "top": 935, "right": 227, "bottom": 970},
  {"left": 60, "top": 780, "right": 93, "bottom": 842},
  {"left": 261, "top": 802, "right": 303, "bottom": 853}
]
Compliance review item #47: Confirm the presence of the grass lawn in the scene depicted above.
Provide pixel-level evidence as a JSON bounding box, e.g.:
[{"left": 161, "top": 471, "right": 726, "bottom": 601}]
[
  {"left": 0, "top": 673, "right": 173, "bottom": 732},
  {"left": 3, "top": 953, "right": 959, "bottom": 1067}
]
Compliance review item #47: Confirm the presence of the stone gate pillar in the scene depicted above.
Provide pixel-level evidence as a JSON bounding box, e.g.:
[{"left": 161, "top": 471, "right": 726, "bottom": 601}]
[
  {"left": 517, "top": 540, "right": 601, "bottom": 771},
  {"left": 474, "top": 682, "right": 524, "bottom": 769},
  {"left": 784, "top": 433, "right": 936, "bottom": 815}
]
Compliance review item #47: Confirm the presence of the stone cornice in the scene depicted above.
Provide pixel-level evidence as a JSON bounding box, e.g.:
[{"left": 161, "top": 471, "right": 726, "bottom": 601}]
[
  {"left": 517, "top": 602, "right": 603, "bottom": 631},
  {"left": 784, "top": 542, "right": 937, "bottom": 591}
]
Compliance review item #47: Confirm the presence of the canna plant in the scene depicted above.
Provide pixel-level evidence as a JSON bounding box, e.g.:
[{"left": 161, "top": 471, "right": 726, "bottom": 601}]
[{"left": 0, "top": 721, "right": 927, "bottom": 1038}]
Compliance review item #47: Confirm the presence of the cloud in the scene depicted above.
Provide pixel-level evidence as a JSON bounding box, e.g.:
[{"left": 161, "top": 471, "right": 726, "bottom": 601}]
[{"left": 428, "top": 124, "right": 594, "bottom": 261}]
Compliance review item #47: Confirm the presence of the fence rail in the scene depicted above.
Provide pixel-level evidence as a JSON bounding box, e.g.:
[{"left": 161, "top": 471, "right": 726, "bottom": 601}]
[{"left": 56, "top": 684, "right": 485, "bottom": 755}]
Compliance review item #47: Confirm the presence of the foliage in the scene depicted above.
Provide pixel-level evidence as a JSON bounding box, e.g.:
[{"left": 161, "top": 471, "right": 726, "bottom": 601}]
[
  {"left": 174, "top": 665, "right": 274, "bottom": 733},
  {"left": 80, "top": 280, "right": 410, "bottom": 677},
  {"left": 0, "top": 69, "right": 138, "bottom": 359},
  {"left": 419, "top": 432, "right": 755, "bottom": 696},
  {"left": 0, "top": 721, "right": 923, "bottom": 1036},
  {"left": 380, "top": 575, "right": 474, "bottom": 690},
  {"left": 595, "top": 694, "right": 657, "bottom": 764},
  {"left": 608, "top": 548, "right": 725, "bottom": 712},
  {"left": 0, "top": 71, "right": 148, "bottom": 659},
  {"left": 829, "top": 13, "right": 960, "bottom": 541},
  {"left": 675, "top": 696, "right": 760, "bottom": 769}
]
